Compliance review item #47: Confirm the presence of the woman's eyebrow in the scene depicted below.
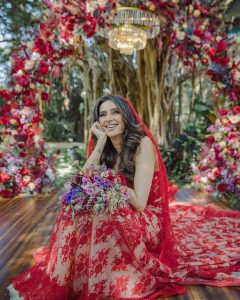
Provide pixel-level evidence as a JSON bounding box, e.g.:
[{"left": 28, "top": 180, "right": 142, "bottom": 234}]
[{"left": 100, "top": 108, "right": 119, "bottom": 113}]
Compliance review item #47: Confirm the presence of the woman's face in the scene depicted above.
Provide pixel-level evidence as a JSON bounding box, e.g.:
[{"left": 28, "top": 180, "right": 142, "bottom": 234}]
[{"left": 98, "top": 100, "right": 126, "bottom": 138}]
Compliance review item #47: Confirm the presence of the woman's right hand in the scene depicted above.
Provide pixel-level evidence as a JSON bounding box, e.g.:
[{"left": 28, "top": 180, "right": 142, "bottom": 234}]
[{"left": 90, "top": 121, "right": 107, "bottom": 140}]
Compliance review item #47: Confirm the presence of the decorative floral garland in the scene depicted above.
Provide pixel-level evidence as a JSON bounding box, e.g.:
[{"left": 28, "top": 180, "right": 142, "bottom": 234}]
[
  {"left": 0, "top": 0, "right": 239, "bottom": 198},
  {"left": 193, "top": 106, "right": 240, "bottom": 200}
]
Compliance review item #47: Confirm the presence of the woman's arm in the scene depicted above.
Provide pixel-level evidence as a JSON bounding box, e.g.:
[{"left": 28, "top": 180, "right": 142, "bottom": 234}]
[
  {"left": 82, "top": 136, "right": 107, "bottom": 170},
  {"left": 82, "top": 122, "right": 107, "bottom": 171},
  {"left": 128, "top": 136, "right": 156, "bottom": 212}
]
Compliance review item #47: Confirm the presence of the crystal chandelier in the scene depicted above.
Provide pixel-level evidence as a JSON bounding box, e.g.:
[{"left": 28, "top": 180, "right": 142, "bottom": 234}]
[
  {"left": 108, "top": 25, "right": 147, "bottom": 55},
  {"left": 100, "top": 7, "right": 160, "bottom": 55},
  {"left": 86, "top": 2, "right": 161, "bottom": 55}
]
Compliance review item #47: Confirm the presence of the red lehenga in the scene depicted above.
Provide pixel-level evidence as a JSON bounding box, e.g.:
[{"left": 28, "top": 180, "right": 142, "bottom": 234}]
[{"left": 8, "top": 98, "right": 240, "bottom": 300}]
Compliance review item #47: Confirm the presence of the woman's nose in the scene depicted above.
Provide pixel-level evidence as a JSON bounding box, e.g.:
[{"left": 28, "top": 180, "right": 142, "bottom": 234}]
[{"left": 106, "top": 113, "right": 113, "bottom": 121}]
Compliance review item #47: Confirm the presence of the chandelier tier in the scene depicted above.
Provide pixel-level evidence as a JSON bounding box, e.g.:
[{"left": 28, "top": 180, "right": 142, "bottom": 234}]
[
  {"left": 86, "top": 2, "right": 161, "bottom": 55},
  {"left": 108, "top": 25, "right": 147, "bottom": 55}
]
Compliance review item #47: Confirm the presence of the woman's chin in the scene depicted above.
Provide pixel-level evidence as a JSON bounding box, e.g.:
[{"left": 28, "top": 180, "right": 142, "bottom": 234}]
[{"left": 106, "top": 131, "right": 122, "bottom": 138}]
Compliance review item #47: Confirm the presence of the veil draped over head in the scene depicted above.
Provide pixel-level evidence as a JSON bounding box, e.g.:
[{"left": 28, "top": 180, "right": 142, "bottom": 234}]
[{"left": 87, "top": 95, "right": 180, "bottom": 273}]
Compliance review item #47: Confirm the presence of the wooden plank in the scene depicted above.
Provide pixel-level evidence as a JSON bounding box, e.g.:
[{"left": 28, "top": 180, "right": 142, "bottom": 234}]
[{"left": 0, "top": 189, "right": 240, "bottom": 300}]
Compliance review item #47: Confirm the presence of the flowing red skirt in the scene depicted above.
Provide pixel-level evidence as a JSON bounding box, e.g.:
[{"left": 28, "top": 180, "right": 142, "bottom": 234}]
[{"left": 8, "top": 174, "right": 240, "bottom": 299}]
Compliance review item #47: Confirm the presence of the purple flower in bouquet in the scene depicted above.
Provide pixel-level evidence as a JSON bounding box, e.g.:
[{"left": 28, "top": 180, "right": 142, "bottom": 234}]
[
  {"left": 60, "top": 166, "right": 129, "bottom": 218},
  {"left": 93, "top": 175, "right": 112, "bottom": 190},
  {"left": 65, "top": 188, "right": 79, "bottom": 204}
]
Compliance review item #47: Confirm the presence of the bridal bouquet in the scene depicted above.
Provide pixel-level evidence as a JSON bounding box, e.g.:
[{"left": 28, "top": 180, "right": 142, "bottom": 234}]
[{"left": 59, "top": 165, "right": 129, "bottom": 218}]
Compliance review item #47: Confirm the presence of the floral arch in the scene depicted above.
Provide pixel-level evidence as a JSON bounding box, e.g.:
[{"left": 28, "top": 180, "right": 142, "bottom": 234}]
[{"left": 0, "top": 0, "right": 239, "bottom": 198}]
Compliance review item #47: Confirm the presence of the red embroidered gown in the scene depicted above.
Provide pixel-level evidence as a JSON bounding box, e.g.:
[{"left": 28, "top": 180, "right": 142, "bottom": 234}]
[{"left": 8, "top": 171, "right": 240, "bottom": 299}]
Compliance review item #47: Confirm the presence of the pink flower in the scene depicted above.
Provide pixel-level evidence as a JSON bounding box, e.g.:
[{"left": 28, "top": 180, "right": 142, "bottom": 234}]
[
  {"left": 193, "top": 174, "right": 200, "bottom": 182},
  {"left": 0, "top": 173, "right": 11, "bottom": 182}
]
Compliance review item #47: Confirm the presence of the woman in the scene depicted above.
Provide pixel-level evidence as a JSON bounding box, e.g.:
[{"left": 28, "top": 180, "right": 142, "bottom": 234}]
[{"left": 8, "top": 95, "right": 240, "bottom": 299}]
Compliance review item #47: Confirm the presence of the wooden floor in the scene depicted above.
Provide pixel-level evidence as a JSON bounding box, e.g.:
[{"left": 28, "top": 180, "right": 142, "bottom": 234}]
[{"left": 0, "top": 189, "right": 239, "bottom": 300}]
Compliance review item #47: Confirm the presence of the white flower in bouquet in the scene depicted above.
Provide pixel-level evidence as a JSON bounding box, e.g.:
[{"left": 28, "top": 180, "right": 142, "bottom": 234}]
[
  {"left": 200, "top": 177, "right": 208, "bottom": 184},
  {"left": 214, "top": 133, "right": 222, "bottom": 141},
  {"left": 231, "top": 142, "right": 239, "bottom": 150},
  {"left": 31, "top": 52, "right": 41, "bottom": 62},
  {"left": 23, "top": 175, "right": 31, "bottom": 183},
  {"left": 17, "top": 70, "right": 24, "bottom": 76},
  {"left": 46, "top": 168, "right": 55, "bottom": 182},
  {"left": 24, "top": 60, "right": 35, "bottom": 71},
  {"left": 15, "top": 84, "right": 23, "bottom": 93},
  {"left": 28, "top": 182, "right": 36, "bottom": 191},
  {"left": 219, "top": 141, "right": 227, "bottom": 149},
  {"left": 215, "top": 119, "right": 221, "bottom": 127},
  {"left": 229, "top": 115, "right": 240, "bottom": 124}
]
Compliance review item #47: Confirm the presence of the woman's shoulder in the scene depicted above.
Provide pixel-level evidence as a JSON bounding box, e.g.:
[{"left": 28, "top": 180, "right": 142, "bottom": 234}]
[
  {"left": 140, "top": 136, "right": 153, "bottom": 147},
  {"left": 136, "top": 136, "right": 155, "bottom": 157}
]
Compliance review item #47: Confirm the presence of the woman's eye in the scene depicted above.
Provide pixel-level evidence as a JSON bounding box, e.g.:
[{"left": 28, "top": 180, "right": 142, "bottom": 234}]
[{"left": 113, "top": 111, "right": 119, "bottom": 115}]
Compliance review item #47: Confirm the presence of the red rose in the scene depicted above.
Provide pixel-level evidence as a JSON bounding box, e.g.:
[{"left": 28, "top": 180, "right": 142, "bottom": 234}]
[
  {"left": 229, "top": 133, "right": 237, "bottom": 140},
  {"left": 41, "top": 92, "right": 50, "bottom": 101},
  {"left": 19, "top": 152, "right": 27, "bottom": 158},
  {"left": 0, "top": 189, "right": 13, "bottom": 198},
  {"left": 45, "top": 41, "right": 54, "bottom": 55},
  {"left": 20, "top": 168, "right": 29, "bottom": 175},
  {"left": 216, "top": 40, "right": 227, "bottom": 52},
  {"left": 18, "top": 143, "right": 24, "bottom": 148},
  {"left": 232, "top": 106, "right": 240, "bottom": 114},
  {"left": 82, "top": 22, "right": 96, "bottom": 38},
  {"left": 0, "top": 90, "right": 12, "bottom": 101},
  {"left": 32, "top": 115, "right": 42, "bottom": 123},
  {"left": 211, "top": 56, "right": 229, "bottom": 65},
  {"left": 12, "top": 54, "right": 25, "bottom": 73},
  {"left": 38, "top": 61, "right": 49, "bottom": 75},
  {"left": 217, "top": 182, "right": 226, "bottom": 193},
  {"left": 193, "top": 28, "right": 205, "bottom": 39},
  {"left": 206, "top": 48, "right": 215, "bottom": 57},
  {"left": 218, "top": 108, "right": 228, "bottom": 115},
  {"left": 15, "top": 75, "right": 30, "bottom": 86},
  {"left": 32, "top": 37, "right": 47, "bottom": 55},
  {"left": 213, "top": 169, "right": 221, "bottom": 179},
  {"left": 207, "top": 136, "right": 215, "bottom": 144},
  {"left": 22, "top": 97, "right": 36, "bottom": 107},
  {"left": 118, "top": 174, "right": 126, "bottom": 185}
]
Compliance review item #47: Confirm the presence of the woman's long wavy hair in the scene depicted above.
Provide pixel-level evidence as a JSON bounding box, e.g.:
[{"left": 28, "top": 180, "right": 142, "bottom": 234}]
[{"left": 92, "top": 95, "right": 146, "bottom": 183}]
